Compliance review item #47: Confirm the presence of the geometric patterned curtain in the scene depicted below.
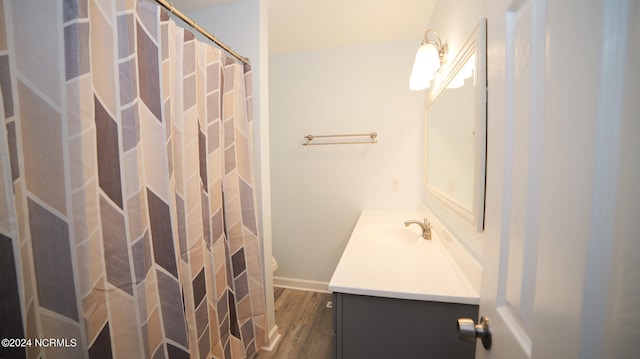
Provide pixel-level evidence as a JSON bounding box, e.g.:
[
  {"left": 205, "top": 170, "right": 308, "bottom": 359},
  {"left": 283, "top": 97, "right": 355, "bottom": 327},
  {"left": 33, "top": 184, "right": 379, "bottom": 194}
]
[{"left": 0, "top": 0, "right": 266, "bottom": 358}]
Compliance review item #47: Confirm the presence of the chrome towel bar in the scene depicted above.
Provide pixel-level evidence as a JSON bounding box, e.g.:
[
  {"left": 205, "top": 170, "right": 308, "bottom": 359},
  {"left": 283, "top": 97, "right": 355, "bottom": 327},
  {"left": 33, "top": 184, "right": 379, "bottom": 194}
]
[{"left": 302, "top": 132, "right": 378, "bottom": 146}]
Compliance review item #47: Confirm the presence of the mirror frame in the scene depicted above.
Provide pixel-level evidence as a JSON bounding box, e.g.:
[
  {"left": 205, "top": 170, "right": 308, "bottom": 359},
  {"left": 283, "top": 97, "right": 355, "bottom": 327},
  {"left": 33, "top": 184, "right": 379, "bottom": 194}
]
[{"left": 424, "top": 18, "right": 487, "bottom": 231}]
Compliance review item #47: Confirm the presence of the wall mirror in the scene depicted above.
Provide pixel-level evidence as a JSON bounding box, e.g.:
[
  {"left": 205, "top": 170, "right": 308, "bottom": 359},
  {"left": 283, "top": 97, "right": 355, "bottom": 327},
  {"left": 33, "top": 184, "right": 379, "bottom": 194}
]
[{"left": 424, "top": 19, "right": 487, "bottom": 231}]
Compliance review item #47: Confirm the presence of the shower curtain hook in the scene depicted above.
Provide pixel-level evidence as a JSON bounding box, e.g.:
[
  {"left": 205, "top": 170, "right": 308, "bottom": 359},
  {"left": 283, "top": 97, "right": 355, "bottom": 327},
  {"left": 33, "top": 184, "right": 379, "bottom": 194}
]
[{"left": 169, "top": 2, "right": 174, "bottom": 13}]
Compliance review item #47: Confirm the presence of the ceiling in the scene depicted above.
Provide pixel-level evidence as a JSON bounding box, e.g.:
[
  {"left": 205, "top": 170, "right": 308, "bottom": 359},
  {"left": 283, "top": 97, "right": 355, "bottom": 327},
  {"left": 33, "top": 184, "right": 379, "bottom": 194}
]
[{"left": 169, "top": 0, "right": 436, "bottom": 54}]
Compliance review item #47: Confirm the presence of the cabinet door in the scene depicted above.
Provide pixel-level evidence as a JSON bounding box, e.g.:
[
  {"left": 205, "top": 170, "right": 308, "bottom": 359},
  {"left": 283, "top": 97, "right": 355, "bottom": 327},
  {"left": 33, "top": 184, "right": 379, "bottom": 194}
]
[
  {"left": 334, "top": 293, "right": 478, "bottom": 358},
  {"left": 332, "top": 292, "right": 339, "bottom": 359}
]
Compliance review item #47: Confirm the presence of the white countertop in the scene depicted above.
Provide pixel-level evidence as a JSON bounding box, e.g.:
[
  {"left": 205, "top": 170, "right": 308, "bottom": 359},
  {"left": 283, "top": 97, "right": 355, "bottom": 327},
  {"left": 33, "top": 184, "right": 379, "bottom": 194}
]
[{"left": 328, "top": 210, "right": 480, "bottom": 305}]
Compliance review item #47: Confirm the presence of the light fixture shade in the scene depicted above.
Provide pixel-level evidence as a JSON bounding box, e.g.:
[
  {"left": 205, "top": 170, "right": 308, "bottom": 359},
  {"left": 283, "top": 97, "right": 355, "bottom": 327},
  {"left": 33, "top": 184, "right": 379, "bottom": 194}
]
[{"left": 409, "top": 43, "right": 439, "bottom": 91}]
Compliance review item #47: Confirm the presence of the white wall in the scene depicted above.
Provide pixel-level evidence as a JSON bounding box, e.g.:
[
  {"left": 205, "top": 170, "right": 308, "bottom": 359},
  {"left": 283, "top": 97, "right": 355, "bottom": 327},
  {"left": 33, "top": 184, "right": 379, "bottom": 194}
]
[
  {"left": 270, "top": 40, "right": 426, "bottom": 284},
  {"left": 426, "top": 0, "right": 488, "bottom": 62}
]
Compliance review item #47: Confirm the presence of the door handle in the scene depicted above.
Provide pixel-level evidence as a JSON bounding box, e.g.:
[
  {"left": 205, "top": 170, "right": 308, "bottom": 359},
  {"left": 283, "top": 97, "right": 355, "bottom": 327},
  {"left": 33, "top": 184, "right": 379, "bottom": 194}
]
[{"left": 457, "top": 316, "right": 492, "bottom": 350}]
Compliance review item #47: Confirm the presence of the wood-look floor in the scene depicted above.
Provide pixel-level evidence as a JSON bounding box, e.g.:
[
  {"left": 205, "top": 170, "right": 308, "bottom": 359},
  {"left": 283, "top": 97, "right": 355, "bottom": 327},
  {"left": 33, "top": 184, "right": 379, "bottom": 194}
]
[{"left": 254, "top": 287, "right": 333, "bottom": 359}]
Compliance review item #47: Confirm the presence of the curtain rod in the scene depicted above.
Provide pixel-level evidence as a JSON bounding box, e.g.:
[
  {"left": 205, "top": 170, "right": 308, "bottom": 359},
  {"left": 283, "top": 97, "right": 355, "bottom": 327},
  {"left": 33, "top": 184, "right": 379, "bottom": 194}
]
[{"left": 153, "top": 0, "right": 250, "bottom": 64}]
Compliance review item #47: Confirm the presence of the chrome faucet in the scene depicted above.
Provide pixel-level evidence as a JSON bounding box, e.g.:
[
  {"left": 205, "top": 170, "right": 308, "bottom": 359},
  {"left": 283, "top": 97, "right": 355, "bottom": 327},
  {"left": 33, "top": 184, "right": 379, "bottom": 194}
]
[{"left": 404, "top": 218, "right": 432, "bottom": 240}]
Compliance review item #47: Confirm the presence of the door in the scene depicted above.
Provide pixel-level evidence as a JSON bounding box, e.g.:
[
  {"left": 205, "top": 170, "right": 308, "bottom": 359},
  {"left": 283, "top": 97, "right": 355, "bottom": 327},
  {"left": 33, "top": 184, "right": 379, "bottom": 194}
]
[{"left": 476, "top": 0, "right": 640, "bottom": 358}]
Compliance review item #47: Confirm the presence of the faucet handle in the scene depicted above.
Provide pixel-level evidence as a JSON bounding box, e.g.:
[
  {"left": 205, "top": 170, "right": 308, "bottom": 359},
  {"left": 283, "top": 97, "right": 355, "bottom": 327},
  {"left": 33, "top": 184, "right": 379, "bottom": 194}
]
[{"left": 424, "top": 219, "right": 433, "bottom": 240}]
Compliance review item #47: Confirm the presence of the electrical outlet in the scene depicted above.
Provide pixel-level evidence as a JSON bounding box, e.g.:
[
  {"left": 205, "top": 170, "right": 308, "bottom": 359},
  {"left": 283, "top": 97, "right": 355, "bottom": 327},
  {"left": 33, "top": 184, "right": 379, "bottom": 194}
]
[
  {"left": 447, "top": 179, "right": 456, "bottom": 192},
  {"left": 391, "top": 178, "right": 400, "bottom": 192}
]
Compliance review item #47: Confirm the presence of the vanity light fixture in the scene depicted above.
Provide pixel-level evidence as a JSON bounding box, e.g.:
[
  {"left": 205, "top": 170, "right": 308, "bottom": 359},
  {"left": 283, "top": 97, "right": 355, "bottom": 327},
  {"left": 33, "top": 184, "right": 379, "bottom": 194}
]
[{"left": 409, "top": 29, "right": 448, "bottom": 91}]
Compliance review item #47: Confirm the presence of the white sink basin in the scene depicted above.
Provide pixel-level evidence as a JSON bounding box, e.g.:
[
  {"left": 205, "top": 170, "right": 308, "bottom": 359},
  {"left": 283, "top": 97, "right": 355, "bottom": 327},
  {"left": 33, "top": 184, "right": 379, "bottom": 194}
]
[
  {"left": 328, "top": 210, "right": 480, "bottom": 305},
  {"left": 364, "top": 225, "right": 421, "bottom": 247}
]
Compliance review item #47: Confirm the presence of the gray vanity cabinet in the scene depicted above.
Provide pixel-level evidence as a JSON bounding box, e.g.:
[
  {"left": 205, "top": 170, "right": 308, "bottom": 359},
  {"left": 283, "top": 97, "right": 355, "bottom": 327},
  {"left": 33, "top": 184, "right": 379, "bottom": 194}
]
[{"left": 332, "top": 292, "right": 478, "bottom": 358}]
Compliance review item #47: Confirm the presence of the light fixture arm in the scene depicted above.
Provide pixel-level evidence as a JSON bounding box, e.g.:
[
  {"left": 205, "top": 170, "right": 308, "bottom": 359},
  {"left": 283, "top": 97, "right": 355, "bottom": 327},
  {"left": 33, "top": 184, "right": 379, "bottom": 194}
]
[{"left": 422, "top": 29, "right": 448, "bottom": 67}]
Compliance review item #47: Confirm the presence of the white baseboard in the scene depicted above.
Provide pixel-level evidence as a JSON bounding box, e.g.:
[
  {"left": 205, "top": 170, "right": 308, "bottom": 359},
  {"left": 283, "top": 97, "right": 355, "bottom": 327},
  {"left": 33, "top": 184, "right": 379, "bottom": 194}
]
[
  {"left": 273, "top": 276, "right": 330, "bottom": 293},
  {"left": 259, "top": 325, "right": 282, "bottom": 352}
]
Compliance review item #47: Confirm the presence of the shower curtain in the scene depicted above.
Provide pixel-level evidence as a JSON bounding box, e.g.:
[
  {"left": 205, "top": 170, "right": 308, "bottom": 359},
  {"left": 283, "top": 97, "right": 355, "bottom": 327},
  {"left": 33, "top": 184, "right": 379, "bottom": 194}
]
[{"left": 0, "top": 0, "right": 266, "bottom": 358}]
